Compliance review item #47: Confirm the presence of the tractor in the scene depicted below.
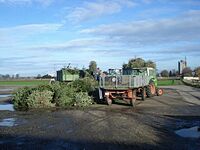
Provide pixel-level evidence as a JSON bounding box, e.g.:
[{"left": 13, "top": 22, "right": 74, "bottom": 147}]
[{"left": 98, "top": 67, "right": 163, "bottom": 107}]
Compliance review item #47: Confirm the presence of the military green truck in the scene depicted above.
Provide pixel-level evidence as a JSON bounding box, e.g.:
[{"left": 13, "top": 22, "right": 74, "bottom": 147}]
[{"left": 98, "top": 67, "right": 163, "bottom": 107}]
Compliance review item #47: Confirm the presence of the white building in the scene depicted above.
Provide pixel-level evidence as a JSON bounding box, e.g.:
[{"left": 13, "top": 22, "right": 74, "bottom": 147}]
[{"left": 178, "top": 59, "right": 187, "bottom": 75}]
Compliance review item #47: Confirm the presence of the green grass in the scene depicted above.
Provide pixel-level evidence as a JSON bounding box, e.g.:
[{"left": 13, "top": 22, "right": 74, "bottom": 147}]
[
  {"left": 157, "top": 79, "right": 183, "bottom": 86},
  {"left": 0, "top": 79, "right": 183, "bottom": 87},
  {"left": 0, "top": 80, "right": 50, "bottom": 86}
]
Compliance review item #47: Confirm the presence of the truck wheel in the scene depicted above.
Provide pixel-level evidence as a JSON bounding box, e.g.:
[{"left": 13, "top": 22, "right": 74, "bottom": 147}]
[
  {"left": 131, "top": 90, "right": 136, "bottom": 107},
  {"left": 146, "top": 83, "right": 156, "bottom": 97},
  {"left": 106, "top": 97, "right": 112, "bottom": 106},
  {"left": 95, "top": 88, "right": 103, "bottom": 104},
  {"left": 131, "top": 99, "right": 136, "bottom": 107},
  {"left": 146, "top": 86, "right": 151, "bottom": 97},
  {"left": 156, "top": 88, "right": 163, "bottom": 96},
  {"left": 141, "top": 87, "right": 146, "bottom": 101}
]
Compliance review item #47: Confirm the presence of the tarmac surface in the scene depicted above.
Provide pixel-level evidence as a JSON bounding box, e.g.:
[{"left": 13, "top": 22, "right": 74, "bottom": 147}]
[{"left": 0, "top": 85, "right": 200, "bottom": 150}]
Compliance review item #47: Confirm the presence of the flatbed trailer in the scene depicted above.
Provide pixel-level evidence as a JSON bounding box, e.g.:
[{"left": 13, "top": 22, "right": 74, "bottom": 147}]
[{"left": 98, "top": 68, "right": 163, "bottom": 107}]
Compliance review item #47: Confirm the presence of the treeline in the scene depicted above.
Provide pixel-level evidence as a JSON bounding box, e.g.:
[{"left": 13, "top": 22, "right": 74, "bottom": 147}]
[
  {"left": 0, "top": 74, "right": 20, "bottom": 79},
  {"left": 0, "top": 74, "right": 54, "bottom": 80},
  {"left": 160, "top": 67, "right": 200, "bottom": 78},
  {"left": 36, "top": 74, "right": 54, "bottom": 79}
]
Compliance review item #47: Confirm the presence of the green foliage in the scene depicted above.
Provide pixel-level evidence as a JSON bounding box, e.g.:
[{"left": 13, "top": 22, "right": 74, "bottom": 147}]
[
  {"left": 27, "top": 90, "right": 54, "bottom": 108},
  {"left": 33, "top": 84, "right": 53, "bottom": 92},
  {"left": 128, "top": 58, "right": 145, "bottom": 68},
  {"left": 50, "top": 82, "right": 62, "bottom": 103},
  {"left": 55, "top": 85, "right": 76, "bottom": 107},
  {"left": 62, "top": 68, "right": 79, "bottom": 75},
  {"left": 12, "top": 78, "right": 95, "bottom": 110},
  {"left": 70, "top": 77, "right": 97, "bottom": 93},
  {"left": 13, "top": 87, "right": 33, "bottom": 110},
  {"left": 13, "top": 87, "right": 54, "bottom": 110},
  {"left": 89, "top": 61, "right": 97, "bottom": 73},
  {"left": 145, "top": 60, "right": 156, "bottom": 69},
  {"left": 123, "top": 58, "right": 156, "bottom": 69},
  {"left": 74, "top": 92, "right": 93, "bottom": 107},
  {"left": 83, "top": 69, "right": 93, "bottom": 78}
]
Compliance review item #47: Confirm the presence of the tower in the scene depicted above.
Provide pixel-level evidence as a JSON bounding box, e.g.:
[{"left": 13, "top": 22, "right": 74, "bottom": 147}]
[{"left": 178, "top": 57, "right": 187, "bottom": 75}]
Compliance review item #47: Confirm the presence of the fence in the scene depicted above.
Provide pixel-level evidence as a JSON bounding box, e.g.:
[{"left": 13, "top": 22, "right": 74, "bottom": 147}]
[{"left": 99, "top": 75, "right": 150, "bottom": 89}]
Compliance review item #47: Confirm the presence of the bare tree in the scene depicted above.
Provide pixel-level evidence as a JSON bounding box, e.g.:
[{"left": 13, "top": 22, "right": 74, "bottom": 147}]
[{"left": 182, "top": 67, "right": 192, "bottom": 77}]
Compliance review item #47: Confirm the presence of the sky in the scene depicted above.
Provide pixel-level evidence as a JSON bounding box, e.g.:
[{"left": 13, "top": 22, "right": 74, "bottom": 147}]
[{"left": 0, "top": 0, "right": 200, "bottom": 76}]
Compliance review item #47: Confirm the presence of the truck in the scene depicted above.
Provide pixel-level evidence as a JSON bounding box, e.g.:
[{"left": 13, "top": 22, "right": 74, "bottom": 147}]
[{"left": 98, "top": 67, "right": 163, "bottom": 107}]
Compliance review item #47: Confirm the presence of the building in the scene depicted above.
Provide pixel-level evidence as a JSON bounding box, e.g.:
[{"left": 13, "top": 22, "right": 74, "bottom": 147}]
[{"left": 178, "top": 59, "right": 187, "bottom": 75}]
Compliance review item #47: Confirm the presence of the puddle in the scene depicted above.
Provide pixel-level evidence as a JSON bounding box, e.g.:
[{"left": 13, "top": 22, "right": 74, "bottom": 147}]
[
  {"left": 0, "top": 118, "right": 17, "bottom": 127},
  {"left": 0, "top": 89, "right": 13, "bottom": 92},
  {"left": 0, "top": 104, "right": 14, "bottom": 111},
  {"left": 0, "top": 94, "right": 12, "bottom": 98},
  {"left": 175, "top": 126, "right": 200, "bottom": 138}
]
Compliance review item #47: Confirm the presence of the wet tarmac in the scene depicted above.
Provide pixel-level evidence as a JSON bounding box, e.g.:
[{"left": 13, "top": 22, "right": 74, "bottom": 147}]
[
  {"left": 0, "top": 85, "right": 199, "bottom": 150},
  {"left": 0, "top": 94, "right": 11, "bottom": 98},
  {"left": 0, "top": 118, "right": 17, "bottom": 127},
  {"left": 0, "top": 104, "right": 14, "bottom": 111},
  {"left": 0, "top": 91, "right": 14, "bottom": 111},
  {"left": 0, "top": 89, "right": 13, "bottom": 92}
]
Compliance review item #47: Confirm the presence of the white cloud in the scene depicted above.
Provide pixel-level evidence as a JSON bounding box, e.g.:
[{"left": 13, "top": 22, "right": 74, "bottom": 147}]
[
  {"left": 80, "top": 10, "right": 200, "bottom": 44},
  {"left": 0, "top": 23, "right": 62, "bottom": 47},
  {"left": 66, "top": 0, "right": 136, "bottom": 23},
  {"left": 29, "top": 37, "right": 121, "bottom": 52},
  {"left": 36, "top": 0, "right": 54, "bottom": 6},
  {"left": 0, "top": 23, "right": 61, "bottom": 33}
]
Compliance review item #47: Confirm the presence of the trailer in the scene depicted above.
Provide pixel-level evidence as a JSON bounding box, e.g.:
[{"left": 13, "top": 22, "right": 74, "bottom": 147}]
[
  {"left": 98, "top": 67, "right": 163, "bottom": 107},
  {"left": 56, "top": 68, "right": 79, "bottom": 82}
]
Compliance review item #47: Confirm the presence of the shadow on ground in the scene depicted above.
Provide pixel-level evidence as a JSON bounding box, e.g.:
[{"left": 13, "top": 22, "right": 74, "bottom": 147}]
[{"left": 0, "top": 133, "right": 186, "bottom": 150}]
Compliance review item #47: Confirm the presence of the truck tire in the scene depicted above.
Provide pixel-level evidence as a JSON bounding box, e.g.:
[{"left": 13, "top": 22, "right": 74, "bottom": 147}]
[
  {"left": 146, "top": 83, "right": 156, "bottom": 97},
  {"left": 146, "top": 86, "right": 151, "bottom": 97},
  {"left": 106, "top": 96, "right": 112, "bottom": 106},
  {"left": 131, "top": 99, "right": 136, "bottom": 107},
  {"left": 95, "top": 88, "right": 104, "bottom": 104},
  {"left": 131, "top": 90, "right": 136, "bottom": 107},
  {"left": 156, "top": 88, "right": 163, "bottom": 96},
  {"left": 141, "top": 87, "right": 146, "bottom": 101}
]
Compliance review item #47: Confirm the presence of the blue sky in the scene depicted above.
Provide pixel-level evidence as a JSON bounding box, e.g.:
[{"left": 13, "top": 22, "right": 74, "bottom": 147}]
[{"left": 0, "top": 0, "right": 200, "bottom": 76}]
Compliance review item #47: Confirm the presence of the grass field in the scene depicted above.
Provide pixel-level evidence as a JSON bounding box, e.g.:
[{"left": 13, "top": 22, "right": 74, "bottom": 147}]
[
  {"left": 157, "top": 79, "right": 183, "bottom": 86},
  {"left": 0, "top": 80, "right": 50, "bottom": 86},
  {"left": 0, "top": 79, "right": 183, "bottom": 86}
]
